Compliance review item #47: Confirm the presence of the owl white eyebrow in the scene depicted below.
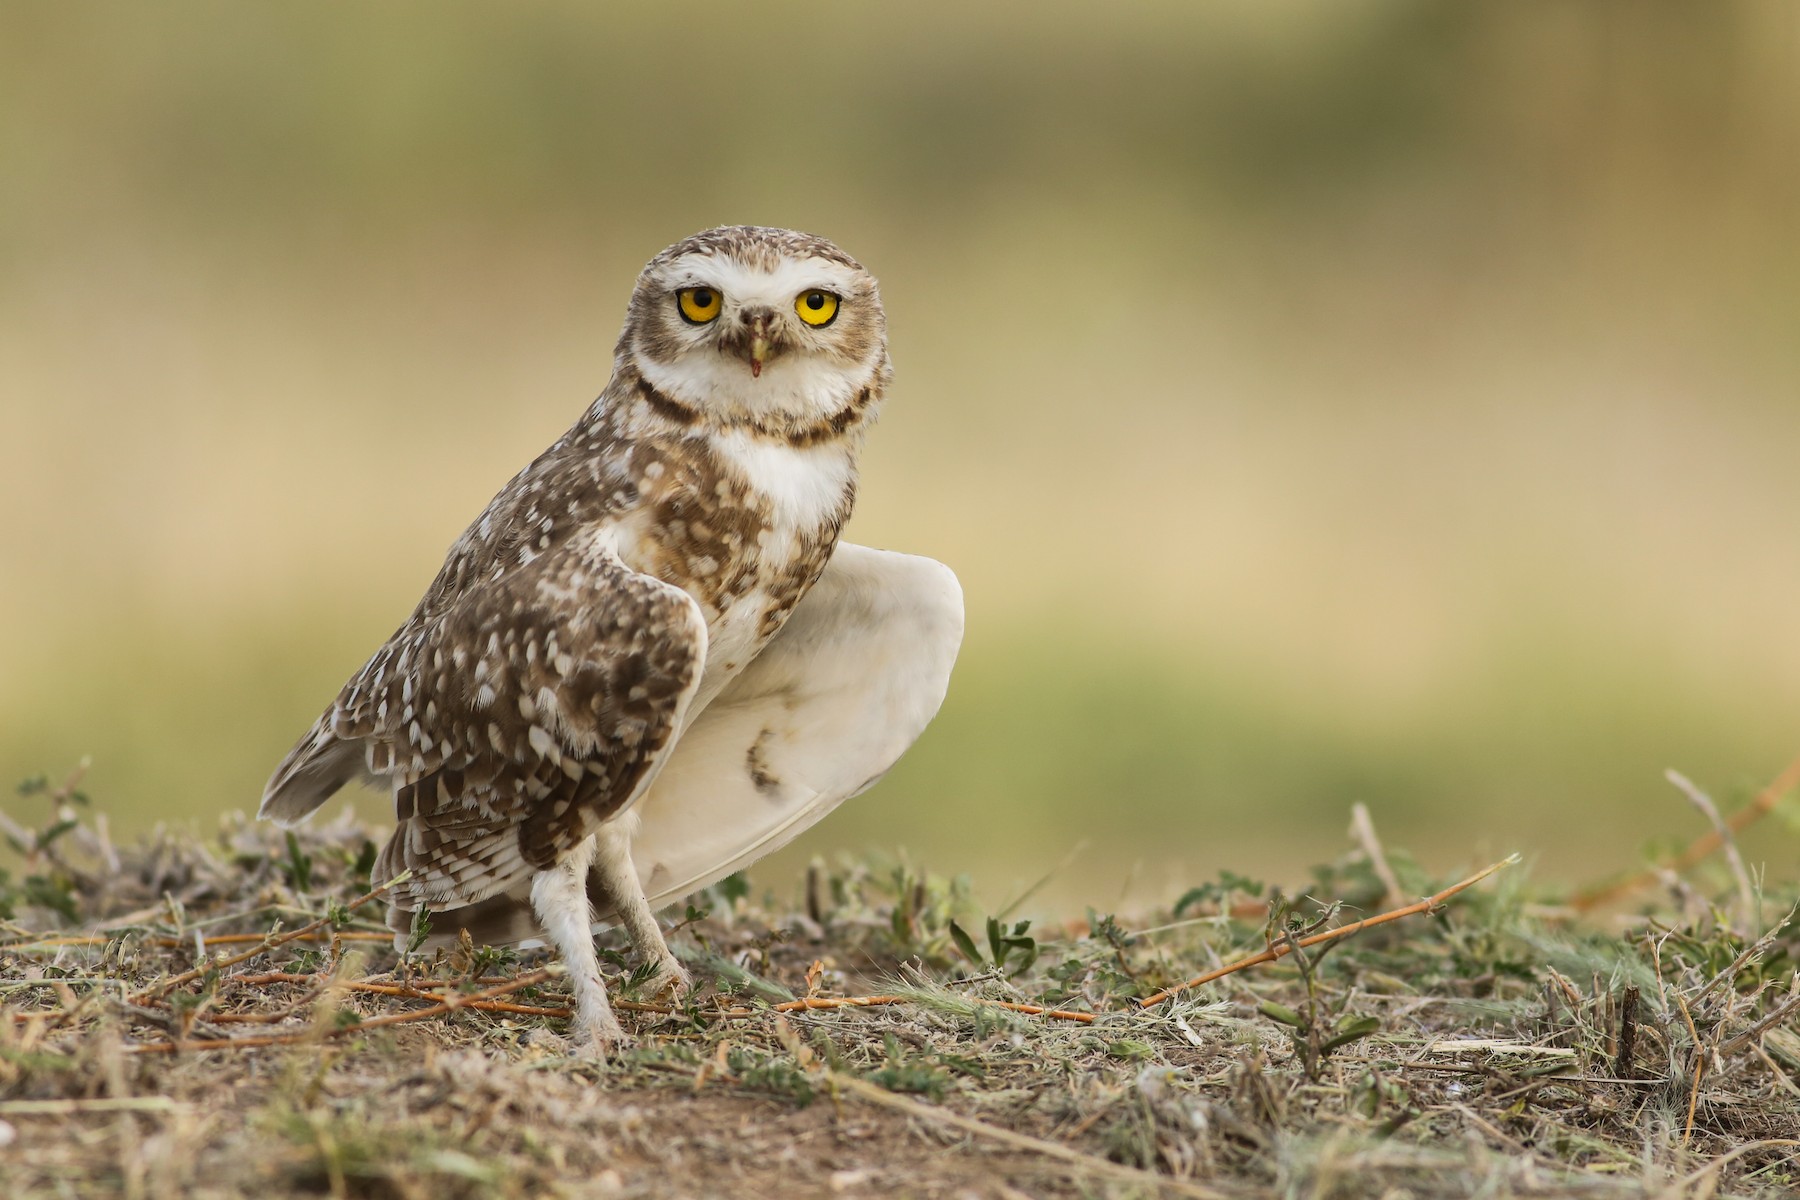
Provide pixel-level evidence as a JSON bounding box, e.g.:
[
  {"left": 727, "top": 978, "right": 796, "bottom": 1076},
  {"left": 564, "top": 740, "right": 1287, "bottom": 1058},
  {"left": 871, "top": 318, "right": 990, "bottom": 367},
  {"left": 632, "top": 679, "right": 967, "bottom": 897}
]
[{"left": 669, "top": 257, "right": 861, "bottom": 308}]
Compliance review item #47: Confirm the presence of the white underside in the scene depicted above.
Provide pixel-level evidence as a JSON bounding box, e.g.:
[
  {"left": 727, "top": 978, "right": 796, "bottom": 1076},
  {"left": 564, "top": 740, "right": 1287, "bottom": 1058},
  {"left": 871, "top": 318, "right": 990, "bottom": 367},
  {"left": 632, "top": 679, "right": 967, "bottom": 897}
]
[{"left": 625, "top": 541, "right": 964, "bottom": 912}]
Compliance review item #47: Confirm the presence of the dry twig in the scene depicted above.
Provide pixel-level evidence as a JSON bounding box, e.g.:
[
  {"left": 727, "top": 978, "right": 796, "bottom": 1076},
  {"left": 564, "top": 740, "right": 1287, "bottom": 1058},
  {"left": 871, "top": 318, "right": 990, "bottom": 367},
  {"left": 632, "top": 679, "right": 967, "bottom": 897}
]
[
  {"left": 1716, "top": 976, "right": 1800, "bottom": 1058},
  {"left": 11, "top": 931, "right": 395, "bottom": 952},
  {"left": 121, "top": 966, "right": 556, "bottom": 1055},
  {"left": 126, "top": 873, "right": 410, "bottom": 1007},
  {"left": 1614, "top": 984, "right": 1640, "bottom": 1081},
  {"left": 223, "top": 971, "right": 683, "bottom": 1017},
  {"left": 1138, "top": 854, "right": 1519, "bottom": 1007},
  {"left": 774, "top": 994, "right": 1095, "bottom": 1023},
  {"left": 0, "top": 1097, "right": 187, "bottom": 1116},
  {"left": 1670, "top": 1139, "right": 1800, "bottom": 1192},
  {"left": 1674, "top": 991, "right": 1703, "bottom": 1149},
  {"left": 1574, "top": 754, "right": 1800, "bottom": 912},
  {"left": 826, "top": 1070, "right": 1224, "bottom": 1199},
  {"left": 1667, "top": 769, "right": 1758, "bottom": 927},
  {"left": 1349, "top": 802, "right": 1404, "bottom": 908}
]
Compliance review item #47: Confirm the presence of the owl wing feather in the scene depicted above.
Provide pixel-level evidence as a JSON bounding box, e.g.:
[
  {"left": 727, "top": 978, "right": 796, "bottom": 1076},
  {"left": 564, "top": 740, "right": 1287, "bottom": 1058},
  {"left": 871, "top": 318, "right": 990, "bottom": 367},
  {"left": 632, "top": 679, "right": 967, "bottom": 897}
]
[
  {"left": 384, "top": 543, "right": 964, "bottom": 951},
  {"left": 622, "top": 543, "right": 962, "bottom": 911},
  {"left": 262, "top": 525, "right": 706, "bottom": 911}
]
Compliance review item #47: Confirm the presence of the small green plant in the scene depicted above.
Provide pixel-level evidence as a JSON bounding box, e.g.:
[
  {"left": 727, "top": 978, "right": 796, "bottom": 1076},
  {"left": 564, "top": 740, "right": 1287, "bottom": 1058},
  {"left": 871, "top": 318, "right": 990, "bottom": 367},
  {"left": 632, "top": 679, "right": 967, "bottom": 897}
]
[
  {"left": 348, "top": 838, "right": 378, "bottom": 885},
  {"left": 1253, "top": 893, "right": 1382, "bottom": 1079},
  {"left": 728, "top": 1046, "right": 815, "bottom": 1106},
  {"left": 0, "top": 868, "right": 80, "bottom": 923},
  {"left": 864, "top": 1032, "right": 951, "bottom": 1098},
  {"left": 287, "top": 945, "right": 327, "bottom": 973},
  {"left": 710, "top": 872, "right": 750, "bottom": 909},
  {"left": 1106, "top": 1037, "right": 1156, "bottom": 1062},
  {"left": 15, "top": 772, "right": 88, "bottom": 807},
  {"left": 1350, "top": 1068, "right": 1419, "bottom": 1134},
  {"left": 1259, "top": 1000, "right": 1381, "bottom": 1073},
  {"left": 948, "top": 914, "right": 1038, "bottom": 976},
  {"left": 282, "top": 831, "right": 315, "bottom": 892},
  {"left": 404, "top": 906, "right": 432, "bottom": 957},
  {"left": 616, "top": 956, "right": 663, "bottom": 998},
  {"left": 2, "top": 768, "right": 94, "bottom": 922},
  {"left": 467, "top": 943, "right": 519, "bottom": 977},
  {"left": 1171, "top": 869, "right": 1267, "bottom": 918}
]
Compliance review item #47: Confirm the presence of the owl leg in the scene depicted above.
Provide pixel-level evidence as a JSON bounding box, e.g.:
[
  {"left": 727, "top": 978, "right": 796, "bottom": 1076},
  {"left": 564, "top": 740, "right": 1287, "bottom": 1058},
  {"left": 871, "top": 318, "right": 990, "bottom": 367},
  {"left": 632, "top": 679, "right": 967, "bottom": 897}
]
[
  {"left": 528, "top": 835, "right": 625, "bottom": 1053},
  {"left": 592, "top": 819, "right": 692, "bottom": 999}
]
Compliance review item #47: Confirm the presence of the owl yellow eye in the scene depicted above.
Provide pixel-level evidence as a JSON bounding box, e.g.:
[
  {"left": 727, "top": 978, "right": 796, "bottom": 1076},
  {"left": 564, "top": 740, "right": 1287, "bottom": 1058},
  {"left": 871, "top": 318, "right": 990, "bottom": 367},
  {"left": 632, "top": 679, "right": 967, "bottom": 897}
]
[
  {"left": 795, "top": 290, "right": 839, "bottom": 327},
  {"left": 677, "top": 287, "right": 722, "bottom": 324}
]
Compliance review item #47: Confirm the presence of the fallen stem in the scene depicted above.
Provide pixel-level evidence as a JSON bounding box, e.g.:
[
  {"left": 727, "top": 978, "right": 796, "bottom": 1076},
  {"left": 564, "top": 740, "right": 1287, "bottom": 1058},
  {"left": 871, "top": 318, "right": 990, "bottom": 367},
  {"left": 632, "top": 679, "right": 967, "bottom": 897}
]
[
  {"left": 1671, "top": 1139, "right": 1800, "bottom": 1189},
  {"left": 1716, "top": 977, "right": 1800, "bottom": 1058},
  {"left": 1138, "top": 854, "right": 1520, "bottom": 1007},
  {"left": 0, "top": 1097, "right": 188, "bottom": 1116},
  {"left": 221, "top": 970, "right": 677, "bottom": 1016},
  {"left": 1666, "top": 769, "right": 1757, "bottom": 928},
  {"left": 121, "top": 965, "right": 551, "bottom": 1054},
  {"left": 1674, "top": 991, "right": 1703, "bottom": 1149},
  {"left": 1350, "top": 803, "right": 1405, "bottom": 908},
  {"left": 1573, "top": 753, "right": 1800, "bottom": 911},
  {"left": 826, "top": 1071, "right": 1223, "bottom": 1199},
  {"left": 127, "top": 873, "right": 411, "bottom": 1006},
  {"left": 9, "top": 931, "right": 395, "bottom": 952},
  {"left": 773, "top": 994, "right": 1095, "bottom": 1023}
]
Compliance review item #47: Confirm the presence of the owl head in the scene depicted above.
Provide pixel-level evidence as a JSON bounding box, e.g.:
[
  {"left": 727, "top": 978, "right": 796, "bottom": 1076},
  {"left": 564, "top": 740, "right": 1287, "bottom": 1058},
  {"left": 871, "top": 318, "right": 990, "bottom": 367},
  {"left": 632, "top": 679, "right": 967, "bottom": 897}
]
[{"left": 619, "top": 226, "right": 889, "bottom": 431}]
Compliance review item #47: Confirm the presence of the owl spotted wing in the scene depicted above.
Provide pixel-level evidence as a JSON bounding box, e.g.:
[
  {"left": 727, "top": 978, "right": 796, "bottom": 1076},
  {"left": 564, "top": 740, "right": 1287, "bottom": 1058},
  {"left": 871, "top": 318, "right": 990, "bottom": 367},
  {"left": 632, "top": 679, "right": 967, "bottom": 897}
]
[
  {"left": 261, "top": 527, "right": 706, "bottom": 911},
  {"left": 389, "top": 543, "right": 963, "bottom": 950}
]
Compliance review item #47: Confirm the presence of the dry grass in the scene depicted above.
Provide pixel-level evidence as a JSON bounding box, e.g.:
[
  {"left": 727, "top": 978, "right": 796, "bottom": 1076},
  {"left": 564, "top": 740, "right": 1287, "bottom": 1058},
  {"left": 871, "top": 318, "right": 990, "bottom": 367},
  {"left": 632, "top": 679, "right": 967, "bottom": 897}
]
[{"left": 4, "top": 767, "right": 1800, "bottom": 1199}]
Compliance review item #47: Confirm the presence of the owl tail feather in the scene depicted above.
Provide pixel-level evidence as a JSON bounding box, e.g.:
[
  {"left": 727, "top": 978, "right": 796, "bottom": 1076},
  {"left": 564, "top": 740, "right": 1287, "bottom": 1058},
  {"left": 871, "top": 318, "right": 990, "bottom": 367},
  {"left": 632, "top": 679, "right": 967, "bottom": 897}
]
[{"left": 260, "top": 725, "right": 363, "bottom": 827}]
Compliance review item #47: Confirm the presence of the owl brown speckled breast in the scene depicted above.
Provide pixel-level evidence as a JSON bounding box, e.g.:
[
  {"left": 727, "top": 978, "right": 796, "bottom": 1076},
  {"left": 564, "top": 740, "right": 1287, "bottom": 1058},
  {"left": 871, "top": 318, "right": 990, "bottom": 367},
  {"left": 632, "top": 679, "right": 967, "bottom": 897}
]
[{"left": 259, "top": 227, "right": 962, "bottom": 1055}]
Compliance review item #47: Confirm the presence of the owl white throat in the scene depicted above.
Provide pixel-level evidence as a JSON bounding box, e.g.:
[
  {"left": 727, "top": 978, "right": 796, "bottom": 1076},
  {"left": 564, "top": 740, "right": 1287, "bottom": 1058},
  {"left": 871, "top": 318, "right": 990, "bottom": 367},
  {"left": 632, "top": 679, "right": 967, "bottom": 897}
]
[{"left": 631, "top": 344, "right": 873, "bottom": 430}]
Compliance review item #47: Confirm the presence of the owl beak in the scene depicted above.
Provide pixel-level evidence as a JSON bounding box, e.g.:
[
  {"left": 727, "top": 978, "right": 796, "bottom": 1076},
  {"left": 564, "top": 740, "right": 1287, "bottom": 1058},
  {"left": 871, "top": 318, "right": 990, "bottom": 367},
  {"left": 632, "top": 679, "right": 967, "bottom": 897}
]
[{"left": 740, "top": 308, "right": 775, "bottom": 378}]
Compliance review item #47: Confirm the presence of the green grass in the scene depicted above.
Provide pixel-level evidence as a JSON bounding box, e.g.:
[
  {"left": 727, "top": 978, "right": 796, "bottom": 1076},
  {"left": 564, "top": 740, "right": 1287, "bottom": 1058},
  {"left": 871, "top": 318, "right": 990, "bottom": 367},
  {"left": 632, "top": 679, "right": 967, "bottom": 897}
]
[
  {"left": 4, "top": 775, "right": 1799, "bottom": 1197},
  {"left": 8, "top": 622, "right": 1795, "bottom": 917}
]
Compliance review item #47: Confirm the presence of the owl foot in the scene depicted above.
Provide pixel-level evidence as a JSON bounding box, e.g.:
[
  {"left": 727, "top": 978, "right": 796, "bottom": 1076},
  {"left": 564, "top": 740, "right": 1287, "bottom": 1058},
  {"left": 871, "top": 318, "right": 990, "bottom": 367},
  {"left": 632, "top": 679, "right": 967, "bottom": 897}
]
[
  {"left": 569, "top": 1010, "right": 630, "bottom": 1061},
  {"left": 647, "top": 958, "right": 693, "bottom": 1002}
]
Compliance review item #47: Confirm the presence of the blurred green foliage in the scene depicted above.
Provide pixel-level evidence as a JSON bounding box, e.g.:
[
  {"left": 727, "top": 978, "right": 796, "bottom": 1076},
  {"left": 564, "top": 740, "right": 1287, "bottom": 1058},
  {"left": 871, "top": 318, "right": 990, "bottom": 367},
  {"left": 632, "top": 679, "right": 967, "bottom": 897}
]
[{"left": 2, "top": 3, "right": 1797, "bottom": 912}]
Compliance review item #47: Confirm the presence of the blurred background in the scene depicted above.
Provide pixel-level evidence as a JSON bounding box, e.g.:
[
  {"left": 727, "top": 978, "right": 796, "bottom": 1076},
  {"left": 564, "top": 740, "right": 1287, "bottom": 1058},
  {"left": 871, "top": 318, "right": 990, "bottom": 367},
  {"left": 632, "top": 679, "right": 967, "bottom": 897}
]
[{"left": 4, "top": 2, "right": 1797, "bottom": 915}]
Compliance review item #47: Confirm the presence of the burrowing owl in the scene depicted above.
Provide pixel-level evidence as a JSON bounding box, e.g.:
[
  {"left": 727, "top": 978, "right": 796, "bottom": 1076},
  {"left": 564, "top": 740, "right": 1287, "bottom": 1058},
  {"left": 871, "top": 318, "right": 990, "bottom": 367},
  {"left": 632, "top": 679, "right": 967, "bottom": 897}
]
[{"left": 261, "top": 226, "right": 963, "bottom": 1051}]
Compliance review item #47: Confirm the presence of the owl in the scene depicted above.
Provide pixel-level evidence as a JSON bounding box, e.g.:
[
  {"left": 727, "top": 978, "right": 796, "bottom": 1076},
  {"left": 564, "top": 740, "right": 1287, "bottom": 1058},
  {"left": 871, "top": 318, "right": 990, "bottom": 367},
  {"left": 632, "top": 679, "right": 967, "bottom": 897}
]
[{"left": 260, "top": 226, "right": 963, "bottom": 1052}]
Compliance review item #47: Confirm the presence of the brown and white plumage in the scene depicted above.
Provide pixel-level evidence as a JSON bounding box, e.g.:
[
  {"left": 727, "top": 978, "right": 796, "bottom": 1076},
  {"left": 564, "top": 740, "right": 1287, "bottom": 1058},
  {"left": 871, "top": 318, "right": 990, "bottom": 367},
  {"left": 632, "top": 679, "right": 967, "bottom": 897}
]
[{"left": 261, "top": 226, "right": 962, "bottom": 1051}]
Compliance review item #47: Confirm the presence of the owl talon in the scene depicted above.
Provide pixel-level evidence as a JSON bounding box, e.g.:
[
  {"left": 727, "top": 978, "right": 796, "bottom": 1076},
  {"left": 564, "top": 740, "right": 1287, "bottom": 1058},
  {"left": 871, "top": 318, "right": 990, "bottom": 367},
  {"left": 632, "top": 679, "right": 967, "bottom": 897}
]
[
  {"left": 570, "top": 1016, "right": 630, "bottom": 1061},
  {"left": 650, "top": 960, "right": 693, "bottom": 1002}
]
